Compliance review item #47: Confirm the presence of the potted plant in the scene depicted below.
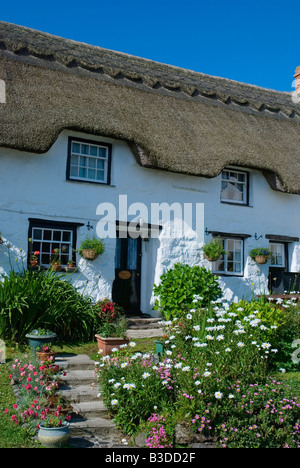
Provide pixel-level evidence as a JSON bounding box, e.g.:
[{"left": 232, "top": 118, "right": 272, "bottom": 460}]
[
  {"left": 30, "top": 251, "right": 40, "bottom": 267},
  {"left": 202, "top": 237, "right": 227, "bottom": 262},
  {"left": 78, "top": 236, "right": 105, "bottom": 261},
  {"left": 26, "top": 329, "right": 57, "bottom": 355},
  {"left": 66, "top": 258, "right": 77, "bottom": 272},
  {"left": 36, "top": 345, "right": 57, "bottom": 364},
  {"left": 46, "top": 395, "right": 73, "bottom": 415},
  {"left": 50, "top": 248, "right": 62, "bottom": 271},
  {"left": 38, "top": 412, "right": 71, "bottom": 448},
  {"left": 95, "top": 299, "right": 129, "bottom": 355},
  {"left": 249, "top": 248, "right": 273, "bottom": 264}
]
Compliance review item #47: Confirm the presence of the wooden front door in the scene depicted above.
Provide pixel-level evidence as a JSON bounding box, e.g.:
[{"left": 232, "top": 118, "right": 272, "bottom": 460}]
[{"left": 112, "top": 236, "right": 142, "bottom": 315}]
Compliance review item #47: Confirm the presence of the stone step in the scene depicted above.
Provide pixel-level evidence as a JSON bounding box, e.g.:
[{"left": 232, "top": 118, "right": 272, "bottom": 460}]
[
  {"left": 55, "top": 354, "right": 96, "bottom": 371},
  {"left": 60, "top": 369, "right": 96, "bottom": 386},
  {"left": 70, "top": 416, "right": 119, "bottom": 438},
  {"left": 72, "top": 401, "right": 110, "bottom": 419},
  {"left": 60, "top": 384, "right": 99, "bottom": 403},
  {"left": 128, "top": 317, "right": 162, "bottom": 325}
]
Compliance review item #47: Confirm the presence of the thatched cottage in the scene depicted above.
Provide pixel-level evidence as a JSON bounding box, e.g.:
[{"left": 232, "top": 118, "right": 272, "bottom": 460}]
[{"left": 0, "top": 21, "right": 300, "bottom": 315}]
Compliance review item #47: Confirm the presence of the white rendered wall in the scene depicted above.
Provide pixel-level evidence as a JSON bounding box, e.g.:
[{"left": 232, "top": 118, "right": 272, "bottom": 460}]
[{"left": 0, "top": 130, "right": 300, "bottom": 315}]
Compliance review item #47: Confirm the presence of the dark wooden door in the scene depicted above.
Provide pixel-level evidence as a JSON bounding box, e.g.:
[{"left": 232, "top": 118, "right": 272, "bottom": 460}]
[{"left": 112, "top": 236, "right": 142, "bottom": 315}]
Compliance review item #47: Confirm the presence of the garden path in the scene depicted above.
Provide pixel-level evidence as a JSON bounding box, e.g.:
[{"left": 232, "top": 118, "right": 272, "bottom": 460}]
[{"left": 57, "top": 353, "right": 127, "bottom": 448}]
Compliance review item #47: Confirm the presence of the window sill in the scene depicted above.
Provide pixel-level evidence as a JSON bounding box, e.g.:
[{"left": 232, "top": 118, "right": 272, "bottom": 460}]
[
  {"left": 220, "top": 201, "right": 252, "bottom": 208},
  {"left": 28, "top": 265, "right": 79, "bottom": 273}
]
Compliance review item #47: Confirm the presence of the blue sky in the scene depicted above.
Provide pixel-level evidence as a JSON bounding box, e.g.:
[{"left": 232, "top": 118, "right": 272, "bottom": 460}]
[{"left": 1, "top": 0, "right": 298, "bottom": 91}]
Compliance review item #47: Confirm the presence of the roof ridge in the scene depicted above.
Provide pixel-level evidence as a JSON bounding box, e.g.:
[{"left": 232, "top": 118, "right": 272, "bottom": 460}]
[{"left": 0, "top": 20, "right": 299, "bottom": 119}]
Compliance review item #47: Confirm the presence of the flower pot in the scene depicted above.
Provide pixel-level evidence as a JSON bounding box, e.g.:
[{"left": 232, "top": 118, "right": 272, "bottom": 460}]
[
  {"left": 255, "top": 255, "right": 269, "bottom": 264},
  {"left": 26, "top": 333, "right": 57, "bottom": 355},
  {"left": 95, "top": 334, "right": 129, "bottom": 356},
  {"left": 51, "top": 263, "right": 61, "bottom": 272},
  {"left": 46, "top": 396, "right": 73, "bottom": 415},
  {"left": 38, "top": 422, "right": 70, "bottom": 448},
  {"left": 36, "top": 350, "right": 57, "bottom": 363},
  {"left": 205, "top": 254, "right": 220, "bottom": 262},
  {"left": 30, "top": 260, "right": 38, "bottom": 267},
  {"left": 81, "top": 248, "right": 99, "bottom": 261}
]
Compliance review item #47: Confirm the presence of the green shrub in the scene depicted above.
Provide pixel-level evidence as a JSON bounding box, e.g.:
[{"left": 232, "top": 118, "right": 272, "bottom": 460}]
[
  {"left": 153, "top": 263, "right": 222, "bottom": 319},
  {"left": 0, "top": 268, "right": 97, "bottom": 344}
]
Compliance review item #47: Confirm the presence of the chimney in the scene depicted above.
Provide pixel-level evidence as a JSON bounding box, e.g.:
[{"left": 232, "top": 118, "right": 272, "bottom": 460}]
[{"left": 295, "top": 66, "right": 300, "bottom": 94}]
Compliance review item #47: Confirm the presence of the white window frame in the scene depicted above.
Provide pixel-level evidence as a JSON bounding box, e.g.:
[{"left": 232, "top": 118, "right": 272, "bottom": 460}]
[
  {"left": 221, "top": 169, "right": 248, "bottom": 205},
  {"left": 31, "top": 226, "right": 74, "bottom": 268},
  {"left": 270, "top": 243, "right": 285, "bottom": 268},
  {"left": 212, "top": 238, "right": 244, "bottom": 276},
  {"left": 68, "top": 138, "right": 111, "bottom": 185}
]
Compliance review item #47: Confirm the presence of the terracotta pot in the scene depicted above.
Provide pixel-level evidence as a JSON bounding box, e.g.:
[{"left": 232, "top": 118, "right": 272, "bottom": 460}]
[
  {"left": 95, "top": 334, "right": 129, "bottom": 356},
  {"left": 36, "top": 351, "right": 57, "bottom": 363},
  {"left": 30, "top": 260, "right": 38, "bottom": 267},
  {"left": 47, "top": 396, "right": 73, "bottom": 415},
  {"left": 51, "top": 263, "right": 61, "bottom": 272},
  {"left": 255, "top": 255, "right": 269, "bottom": 264},
  {"left": 81, "top": 249, "right": 99, "bottom": 261}
]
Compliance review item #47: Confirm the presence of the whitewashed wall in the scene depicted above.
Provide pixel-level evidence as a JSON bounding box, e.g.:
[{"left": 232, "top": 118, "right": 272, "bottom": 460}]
[{"left": 0, "top": 129, "right": 300, "bottom": 315}]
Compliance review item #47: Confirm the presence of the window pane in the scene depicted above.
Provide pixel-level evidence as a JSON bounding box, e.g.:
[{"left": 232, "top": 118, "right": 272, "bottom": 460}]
[
  {"left": 88, "top": 158, "right": 97, "bottom": 168},
  {"left": 70, "top": 165, "right": 78, "bottom": 177},
  {"left": 127, "top": 238, "right": 138, "bottom": 270},
  {"left": 96, "top": 170, "right": 105, "bottom": 181},
  {"left": 81, "top": 145, "right": 89, "bottom": 155},
  {"left": 72, "top": 142, "right": 80, "bottom": 153},
  {"left": 99, "top": 147, "right": 107, "bottom": 159},
  {"left": 63, "top": 232, "right": 71, "bottom": 242},
  {"left": 53, "top": 231, "right": 62, "bottom": 242},
  {"left": 90, "top": 145, "right": 98, "bottom": 156},
  {"left": 43, "top": 230, "right": 52, "bottom": 241},
  {"left": 88, "top": 169, "right": 96, "bottom": 179},
  {"left": 80, "top": 156, "right": 87, "bottom": 167},
  {"left": 33, "top": 229, "right": 42, "bottom": 240},
  {"left": 79, "top": 167, "right": 87, "bottom": 178}
]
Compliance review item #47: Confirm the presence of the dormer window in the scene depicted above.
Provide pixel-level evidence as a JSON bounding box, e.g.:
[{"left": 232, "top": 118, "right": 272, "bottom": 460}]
[
  {"left": 67, "top": 137, "right": 112, "bottom": 185},
  {"left": 221, "top": 169, "right": 249, "bottom": 205}
]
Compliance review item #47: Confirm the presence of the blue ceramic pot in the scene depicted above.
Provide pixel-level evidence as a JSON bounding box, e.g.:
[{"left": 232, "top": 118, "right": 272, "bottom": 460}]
[
  {"left": 38, "top": 422, "right": 70, "bottom": 448},
  {"left": 25, "top": 332, "right": 57, "bottom": 355}
]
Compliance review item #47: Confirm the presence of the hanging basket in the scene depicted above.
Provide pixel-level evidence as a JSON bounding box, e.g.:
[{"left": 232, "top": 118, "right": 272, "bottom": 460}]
[
  {"left": 255, "top": 255, "right": 269, "bottom": 264},
  {"left": 81, "top": 249, "right": 99, "bottom": 261},
  {"left": 205, "top": 254, "right": 220, "bottom": 262}
]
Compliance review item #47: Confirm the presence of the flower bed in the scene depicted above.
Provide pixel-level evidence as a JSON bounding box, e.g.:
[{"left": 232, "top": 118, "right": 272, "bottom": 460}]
[
  {"left": 4, "top": 353, "right": 72, "bottom": 443},
  {"left": 95, "top": 297, "right": 300, "bottom": 448}
]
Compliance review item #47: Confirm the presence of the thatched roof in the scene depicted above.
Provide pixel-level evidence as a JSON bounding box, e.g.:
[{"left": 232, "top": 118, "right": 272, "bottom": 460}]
[{"left": 0, "top": 21, "right": 300, "bottom": 194}]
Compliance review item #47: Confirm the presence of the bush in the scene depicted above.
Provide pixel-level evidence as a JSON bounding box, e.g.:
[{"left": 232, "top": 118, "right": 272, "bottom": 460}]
[
  {"left": 0, "top": 268, "right": 97, "bottom": 344},
  {"left": 153, "top": 263, "right": 222, "bottom": 319}
]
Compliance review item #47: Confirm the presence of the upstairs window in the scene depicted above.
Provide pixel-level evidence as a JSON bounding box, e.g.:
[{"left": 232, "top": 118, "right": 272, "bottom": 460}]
[
  {"left": 67, "top": 137, "right": 112, "bottom": 185},
  {"left": 221, "top": 169, "right": 248, "bottom": 205}
]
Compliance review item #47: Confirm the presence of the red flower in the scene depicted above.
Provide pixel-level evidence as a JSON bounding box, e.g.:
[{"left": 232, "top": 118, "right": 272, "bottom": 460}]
[{"left": 34, "top": 251, "right": 40, "bottom": 255}]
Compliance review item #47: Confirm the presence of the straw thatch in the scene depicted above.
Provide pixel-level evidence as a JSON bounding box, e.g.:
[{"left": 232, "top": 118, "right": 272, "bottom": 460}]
[{"left": 0, "top": 21, "right": 300, "bottom": 194}]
